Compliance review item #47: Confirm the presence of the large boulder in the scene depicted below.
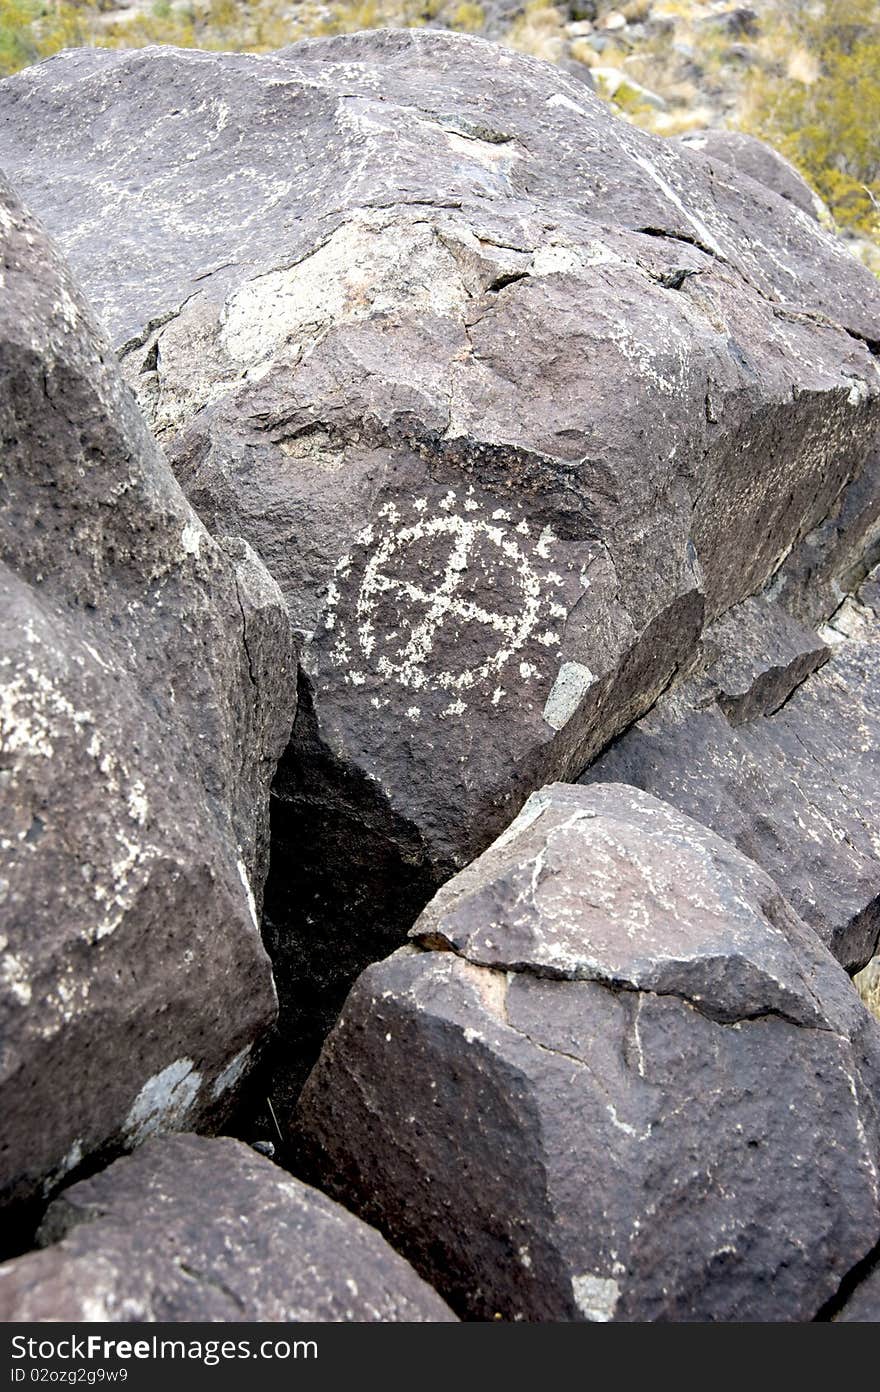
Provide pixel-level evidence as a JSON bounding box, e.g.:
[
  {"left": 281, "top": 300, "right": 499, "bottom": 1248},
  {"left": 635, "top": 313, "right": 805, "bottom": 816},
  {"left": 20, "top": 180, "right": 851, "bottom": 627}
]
[
  {"left": 581, "top": 569, "right": 880, "bottom": 972},
  {"left": 0, "top": 179, "right": 296, "bottom": 1233},
  {"left": 2, "top": 30, "right": 879, "bottom": 1096},
  {"left": 294, "top": 782, "right": 880, "bottom": 1322},
  {"left": 0, "top": 1134, "right": 454, "bottom": 1322},
  {"left": 676, "top": 129, "right": 824, "bottom": 223}
]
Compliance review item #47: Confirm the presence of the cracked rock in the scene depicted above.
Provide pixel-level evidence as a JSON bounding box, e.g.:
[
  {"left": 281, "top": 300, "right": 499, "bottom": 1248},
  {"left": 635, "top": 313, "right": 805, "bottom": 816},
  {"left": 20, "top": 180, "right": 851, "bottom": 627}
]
[
  {"left": 582, "top": 572, "right": 880, "bottom": 971},
  {"left": 2, "top": 31, "right": 879, "bottom": 1097},
  {"left": 771, "top": 447, "right": 880, "bottom": 629},
  {"left": 0, "top": 1134, "right": 454, "bottom": 1322},
  {"left": 833, "top": 1257, "right": 880, "bottom": 1322},
  {"left": 0, "top": 180, "right": 296, "bottom": 1231},
  {"left": 294, "top": 782, "right": 880, "bottom": 1322}
]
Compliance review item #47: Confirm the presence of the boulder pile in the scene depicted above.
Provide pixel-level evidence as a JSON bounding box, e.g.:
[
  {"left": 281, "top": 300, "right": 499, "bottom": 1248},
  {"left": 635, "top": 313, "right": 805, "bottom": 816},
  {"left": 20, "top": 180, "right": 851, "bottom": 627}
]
[
  {"left": 294, "top": 782, "right": 880, "bottom": 1322},
  {"left": 0, "top": 29, "right": 878, "bottom": 1321}
]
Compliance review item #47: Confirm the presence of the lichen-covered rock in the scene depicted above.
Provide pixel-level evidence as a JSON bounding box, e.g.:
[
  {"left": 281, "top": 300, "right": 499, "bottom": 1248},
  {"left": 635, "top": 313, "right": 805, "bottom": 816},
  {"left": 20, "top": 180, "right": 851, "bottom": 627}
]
[
  {"left": 2, "top": 30, "right": 879, "bottom": 1097},
  {"left": 0, "top": 1134, "right": 454, "bottom": 1322},
  {"left": 0, "top": 179, "right": 296, "bottom": 1229},
  {"left": 582, "top": 571, "right": 880, "bottom": 971},
  {"left": 294, "top": 783, "right": 880, "bottom": 1322}
]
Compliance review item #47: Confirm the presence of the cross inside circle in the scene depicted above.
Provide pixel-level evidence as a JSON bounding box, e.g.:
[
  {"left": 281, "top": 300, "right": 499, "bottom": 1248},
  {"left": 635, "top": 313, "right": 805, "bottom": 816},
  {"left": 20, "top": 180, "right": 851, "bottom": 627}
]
[{"left": 355, "top": 512, "right": 544, "bottom": 692}]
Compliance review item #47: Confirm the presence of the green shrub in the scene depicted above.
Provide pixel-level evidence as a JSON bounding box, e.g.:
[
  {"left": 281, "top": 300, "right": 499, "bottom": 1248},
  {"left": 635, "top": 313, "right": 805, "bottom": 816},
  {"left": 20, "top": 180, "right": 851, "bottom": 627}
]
[{"left": 741, "top": 0, "right": 880, "bottom": 236}]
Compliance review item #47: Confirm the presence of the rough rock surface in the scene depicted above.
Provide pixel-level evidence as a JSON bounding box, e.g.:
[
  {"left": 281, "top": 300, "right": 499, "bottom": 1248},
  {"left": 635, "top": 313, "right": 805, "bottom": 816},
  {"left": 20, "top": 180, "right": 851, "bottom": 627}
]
[
  {"left": 676, "top": 129, "right": 824, "bottom": 222},
  {"left": 294, "top": 782, "right": 880, "bottom": 1323},
  {"left": 2, "top": 30, "right": 879, "bottom": 1096},
  {"left": 770, "top": 447, "right": 880, "bottom": 629},
  {"left": 833, "top": 1259, "right": 880, "bottom": 1323},
  {"left": 0, "top": 179, "right": 296, "bottom": 1232},
  {"left": 582, "top": 570, "right": 880, "bottom": 972},
  {"left": 0, "top": 1134, "right": 454, "bottom": 1322}
]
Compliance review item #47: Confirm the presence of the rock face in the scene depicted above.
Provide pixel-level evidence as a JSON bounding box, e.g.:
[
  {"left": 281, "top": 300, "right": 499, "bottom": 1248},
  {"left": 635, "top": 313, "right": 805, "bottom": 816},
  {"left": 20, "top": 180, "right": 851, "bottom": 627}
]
[
  {"left": 676, "top": 130, "right": 824, "bottom": 222},
  {"left": 2, "top": 30, "right": 879, "bottom": 1097},
  {"left": 0, "top": 1134, "right": 455, "bottom": 1322},
  {"left": 294, "top": 782, "right": 880, "bottom": 1322},
  {"left": 771, "top": 448, "right": 880, "bottom": 629},
  {"left": 833, "top": 1260, "right": 880, "bottom": 1323},
  {"left": 0, "top": 179, "right": 296, "bottom": 1231},
  {"left": 581, "top": 569, "right": 880, "bottom": 972}
]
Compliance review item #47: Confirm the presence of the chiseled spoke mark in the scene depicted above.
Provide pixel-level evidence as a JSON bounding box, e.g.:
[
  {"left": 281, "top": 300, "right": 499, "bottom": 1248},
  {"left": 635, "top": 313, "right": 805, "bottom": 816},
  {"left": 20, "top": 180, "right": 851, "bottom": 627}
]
[{"left": 325, "top": 496, "right": 562, "bottom": 708}]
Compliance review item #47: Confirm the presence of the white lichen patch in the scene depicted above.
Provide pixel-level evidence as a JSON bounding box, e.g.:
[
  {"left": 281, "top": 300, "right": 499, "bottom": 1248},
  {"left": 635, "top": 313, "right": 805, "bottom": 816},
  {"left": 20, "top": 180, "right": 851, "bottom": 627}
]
[
  {"left": 180, "top": 519, "right": 204, "bottom": 558},
  {"left": 123, "top": 1058, "right": 202, "bottom": 1146},
  {"left": 845, "top": 376, "right": 869, "bottom": 406},
  {"left": 211, "top": 1045, "right": 253, "bottom": 1099},
  {"left": 0, "top": 946, "right": 32, "bottom": 1006},
  {"left": 543, "top": 661, "right": 596, "bottom": 731},
  {"left": 237, "top": 858, "right": 259, "bottom": 931},
  {"left": 219, "top": 216, "right": 470, "bottom": 368},
  {"left": 41, "top": 1138, "right": 83, "bottom": 1197},
  {"left": 530, "top": 243, "right": 585, "bottom": 277},
  {"left": 0, "top": 670, "right": 93, "bottom": 761},
  {"left": 571, "top": 1272, "right": 620, "bottom": 1322}
]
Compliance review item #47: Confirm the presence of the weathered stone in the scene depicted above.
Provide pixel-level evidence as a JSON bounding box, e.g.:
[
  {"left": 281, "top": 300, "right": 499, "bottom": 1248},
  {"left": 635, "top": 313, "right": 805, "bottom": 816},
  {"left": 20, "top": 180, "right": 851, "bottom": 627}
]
[
  {"left": 833, "top": 1259, "right": 880, "bottom": 1322},
  {"left": 0, "top": 1134, "right": 454, "bottom": 1321},
  {"left": 2, "top": 31, "right": 878, "bottom": 1097},
  {"left": 771, "top": 447, "right": 880, "bottom": 628},
  {"left": 0, "top": 179, "right": 296, "bottom": 1233},
  {"left": 676, "top": 129, "right": 824, "bottom": 223},
  {"left": 294, "top": 782, "right": 880, "bottom": 1322},
  {"left": 692, "top": 594, "right": 829, "bottom": 726},
  {"left": 582, "top": 571, "right": 880, "bottom": 971}
]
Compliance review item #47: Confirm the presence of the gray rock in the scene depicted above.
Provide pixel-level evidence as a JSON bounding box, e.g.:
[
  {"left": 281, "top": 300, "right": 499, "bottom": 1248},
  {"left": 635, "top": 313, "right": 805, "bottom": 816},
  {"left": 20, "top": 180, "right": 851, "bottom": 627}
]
[
  {"left": 582, "top": 573, "right": 880, "bottom": 971},
  {"left": 676, "top": 129, "right": 824, "bottom": 222},
  {"left": 2, "top": 31, "right": 878, "bottom": 1097},
  {"left": 833, "top": 1260, "right": 880, "bottom": 1322},
  {"left": 692, "top": 594, "right": 829, "bottom": 726},
  {"left": 0, "top": 1134, "right": 455, "bottom": 1322},
  {"left": 294, "top": 782, "right": 880, "bottom": 1322},
  {"left": 0, "top": 179, "right": 296, "bottom": 1228}
]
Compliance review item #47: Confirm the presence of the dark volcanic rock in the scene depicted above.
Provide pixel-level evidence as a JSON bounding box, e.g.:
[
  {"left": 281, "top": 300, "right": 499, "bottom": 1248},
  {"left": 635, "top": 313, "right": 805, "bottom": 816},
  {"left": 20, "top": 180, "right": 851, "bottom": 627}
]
[
  {"left": 691, "top": 594, "right": 829, "bottom": 726},
  {"left": 294, "top": 783, "right": 880, "bottom": 1323},
  {"left": 0, "top": 1134, "right": 454, "bottom": 1321},
  {"left": 2, "top": 30, "right": 879, "bottom": 1097},
  {"left": 582, "top": 572, "right": 880, "bottom": 971},
  {"left": 676, "top": 129, "right": 824, "bottom": 222},
  {"left": 0, "top": 180, "right": 296, "bottom": 1228},
  {"left": 771, "top": 448, "right": 880, "bottom": 628}
]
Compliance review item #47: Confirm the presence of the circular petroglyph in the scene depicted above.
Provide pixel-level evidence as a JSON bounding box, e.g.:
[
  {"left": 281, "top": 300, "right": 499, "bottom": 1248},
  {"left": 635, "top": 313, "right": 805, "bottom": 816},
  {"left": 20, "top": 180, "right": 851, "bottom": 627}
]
[
  {"left": 359, "top": 514, "right": 542, "bottom": 691},
  {"left": 324, "top": 492, "right": 566, "bottom": 708}
]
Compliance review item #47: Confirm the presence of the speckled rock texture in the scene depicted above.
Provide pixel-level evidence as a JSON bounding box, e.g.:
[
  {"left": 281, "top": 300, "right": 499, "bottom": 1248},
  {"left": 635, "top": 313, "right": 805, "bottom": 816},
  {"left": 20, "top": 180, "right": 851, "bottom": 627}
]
[
  {"left": 676, "top": 129, "right": 825, "bottom": 222},
  {"left": 833, "top": 1259, "right": 880, "bottom": 1322},
  {"left": 2, "top": 29, "right": 879, "bottom": 1099},
  {"left": 581, "top": 569, "right": 880, "bottom": 972},
  {"left": 0, "top": 1134, "right": 455, "bottom": 1322},
  {"left": 0, "top": 179, "right": 296, "bottom": 1228},
  {"left": 771, "top": 447, "right": 880, "bottom": 629},
  {"left": 294, "top": 782, "right": 880, "bottom": 1322}
]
